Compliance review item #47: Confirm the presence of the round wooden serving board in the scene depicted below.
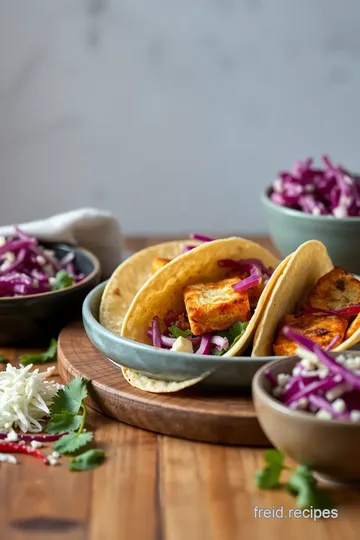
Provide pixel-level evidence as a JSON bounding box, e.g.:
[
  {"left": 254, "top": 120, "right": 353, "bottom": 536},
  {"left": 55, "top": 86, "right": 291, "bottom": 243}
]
[{"left": 58, "top": 322, "right": 270, "bottom": 446}]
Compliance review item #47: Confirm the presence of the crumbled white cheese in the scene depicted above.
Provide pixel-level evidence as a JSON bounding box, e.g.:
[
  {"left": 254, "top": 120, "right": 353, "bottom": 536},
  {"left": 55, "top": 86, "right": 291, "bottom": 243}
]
[
  {"left": 47, "top": 456, "right": 58, "bottom": 466},
  {"left": 0, "top": 453, "right": 17, "bottom": 464},
  {"left": 277, "top": 373, "right": 290, "bottom": 387},
  {"left": 30, "top": 440, "right": 44, "bottom": 449},
  {"left": 36, "top": 255, "right": 46, "bottom": 266},
  {"left": 4, "top": 252, "right": 15, "bottom": 263},
  {"left": 0, "top": 236, "right": 6, "bottom": 248},
  {"left": 49, "top": 277, "right": 56, "bottom": 286},
  {"left": 170, "top": 337, "right": 193, "bottom": 354},
  {"left": 350, "top": 410, "right": 360, "bottom": 422},
  {"left": 318, "top": 368, "right": 329, "bottom": 379},
  {"left": 272, "top": 386, "right": 283, "bottom": 398},
  {"left": 51, "top": 451, "right": 60, "bottom": 459},
  {"left": 332, "top": 398, "right": 346, "bottom": 414},
  {"left": 316, "top": 409, "right": 332, "bottom": 420},
  {"left": 292, "top": 366, "right": 302, "bottom": 377},
  {"left": 0, "top": 364, "right": 60, "bottom": 433},
  {"left": 297, "top": 397, "right": 308, "bottom": 409},
  {"left": 5, "top": 429, "right": 18, "bottom": 442}
]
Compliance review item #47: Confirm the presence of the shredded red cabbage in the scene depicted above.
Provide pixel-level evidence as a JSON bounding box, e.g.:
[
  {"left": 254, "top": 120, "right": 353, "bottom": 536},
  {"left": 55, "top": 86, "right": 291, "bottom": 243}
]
[
  {"left": 195, "top": 334, "right": 212, "bottom": 355},
  {"left": 189, "top": 234, "right": 214, "bottom": 242},
  {"left": 269, "top": 155, "right": 360, "bottom": 217},
  {"left": 304, "top": 304, "right": 360, "bottom": 317},
  {"left": 0, "top": 228, "right": 84, "bottom": 297}
]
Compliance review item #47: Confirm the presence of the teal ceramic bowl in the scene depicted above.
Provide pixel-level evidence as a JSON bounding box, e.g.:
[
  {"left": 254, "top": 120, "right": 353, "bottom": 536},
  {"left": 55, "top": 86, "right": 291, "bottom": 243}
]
[
  {"left": 262, "top": 188, "right": 360, "bottom": 273},
  {"left": 82, "top": 282, "right": 276, "bottom": 388},
  {"left": 0, "top": 243, "right": 100, "bottom": 345}
]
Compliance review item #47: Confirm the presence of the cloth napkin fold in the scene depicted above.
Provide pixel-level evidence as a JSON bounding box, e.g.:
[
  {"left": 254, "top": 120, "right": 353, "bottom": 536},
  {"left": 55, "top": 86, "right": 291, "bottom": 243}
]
[{"left": 0, "top": 208, "right": 122, "bottom": 278}]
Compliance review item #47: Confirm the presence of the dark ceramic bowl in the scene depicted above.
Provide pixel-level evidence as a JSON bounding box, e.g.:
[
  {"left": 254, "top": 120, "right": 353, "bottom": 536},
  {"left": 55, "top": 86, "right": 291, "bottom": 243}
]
[
  {"left": 262, "top": 187, "right": 360, "bottom": 274},
  {"left": 0, "top": 243, "right": 100, "bottom": 345}
]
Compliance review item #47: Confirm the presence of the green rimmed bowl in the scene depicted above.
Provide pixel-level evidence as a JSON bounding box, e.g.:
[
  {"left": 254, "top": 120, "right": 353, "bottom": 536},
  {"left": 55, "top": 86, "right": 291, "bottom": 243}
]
[
  {"left": 262, "top": 188, "right": 360, "bottom": 274},
  {"left": 82, "top": 281, "right": 276, "bottom": 388}
]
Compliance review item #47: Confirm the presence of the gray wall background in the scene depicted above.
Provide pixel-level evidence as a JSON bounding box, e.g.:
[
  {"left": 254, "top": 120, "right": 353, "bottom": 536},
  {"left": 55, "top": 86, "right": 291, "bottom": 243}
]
[{"left": 0, "top": 0, "right": 359, "bottom": 235}]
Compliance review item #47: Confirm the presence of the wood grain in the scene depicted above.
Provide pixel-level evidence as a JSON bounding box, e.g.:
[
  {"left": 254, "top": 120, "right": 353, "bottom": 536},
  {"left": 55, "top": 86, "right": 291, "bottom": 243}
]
[
  {"left": 0, "top": 237, "right": 359, "bottom": 540},
  {"left": 57, "top": 322, "right": 270, "bottom": 446}
]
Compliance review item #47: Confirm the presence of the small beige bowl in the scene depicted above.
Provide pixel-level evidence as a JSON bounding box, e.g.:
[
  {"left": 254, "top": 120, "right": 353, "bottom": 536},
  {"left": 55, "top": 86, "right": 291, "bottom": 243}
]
[{"left": 252, "top": 354, "right": 360, "bottom": 483}]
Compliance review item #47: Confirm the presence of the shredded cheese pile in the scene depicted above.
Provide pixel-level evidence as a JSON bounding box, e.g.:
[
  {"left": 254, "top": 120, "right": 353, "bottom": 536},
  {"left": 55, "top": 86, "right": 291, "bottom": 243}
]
[{"left": 0, "top": 364, "right": 60, "bottom": 433}]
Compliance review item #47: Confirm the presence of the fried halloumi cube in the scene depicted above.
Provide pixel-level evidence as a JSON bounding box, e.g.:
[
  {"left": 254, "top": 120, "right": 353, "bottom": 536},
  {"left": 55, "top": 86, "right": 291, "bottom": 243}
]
[
  {"left": 183, "top": 276, "right": 251, "bottom": 336},
  {"left": 304, "top": 267, "right": 360, "bottom": 315},
  {"left": 273, "top": 313, "right": 348, "bottom": 356},
  {"left": 151, "top": 257, "right": 171, "bottom": 275}
]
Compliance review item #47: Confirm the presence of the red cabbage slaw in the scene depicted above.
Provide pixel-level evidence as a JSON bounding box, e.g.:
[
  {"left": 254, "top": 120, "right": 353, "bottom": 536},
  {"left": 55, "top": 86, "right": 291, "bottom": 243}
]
[
  {"left": 0, "top": 228, "right": 85, "bottom": 297},
  {"left": 265, "top": 327, "right": 360, "bottom": 421},
  {"left": 269, "top": 155, "right": 360, "bottom": 217}
]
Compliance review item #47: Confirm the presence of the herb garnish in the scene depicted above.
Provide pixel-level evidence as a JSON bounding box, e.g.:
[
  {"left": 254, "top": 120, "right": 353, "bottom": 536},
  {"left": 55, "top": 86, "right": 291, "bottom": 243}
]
[
  {"left": 45, "top": 376, "right": 105, "bottom": 470},
  {"left": 52, "top": 270, "right": 74, "bottom": 291},
  {"left": 19, "top": 338, "right": 57, "bottom": 366},
  {"left": 168, "top": 326, "right": 192, "bottom": 339},
  {"left": 255, "top": 450, "right": 334, "bottom": 509}
]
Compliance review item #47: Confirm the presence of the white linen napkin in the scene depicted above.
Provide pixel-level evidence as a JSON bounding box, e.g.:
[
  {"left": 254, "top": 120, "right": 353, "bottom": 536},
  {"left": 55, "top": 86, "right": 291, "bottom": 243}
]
[{"left": 0, "top": 208, "right": 122, "bottom": 278}]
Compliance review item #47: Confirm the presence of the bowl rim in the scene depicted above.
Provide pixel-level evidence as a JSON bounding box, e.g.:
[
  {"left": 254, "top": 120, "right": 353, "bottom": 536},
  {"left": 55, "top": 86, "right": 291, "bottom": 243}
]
[
  {"left": 262, "top": 187, "right": 360, "bottom": 223},
  {"left": 252, "top": 354, "right": 360, "bottom": 427},
  {"left": 83, "top": 281, "right": 284, "bottom": 363},
  {"left": 0, "top": 245, "right": 101, "bottom": 301}
]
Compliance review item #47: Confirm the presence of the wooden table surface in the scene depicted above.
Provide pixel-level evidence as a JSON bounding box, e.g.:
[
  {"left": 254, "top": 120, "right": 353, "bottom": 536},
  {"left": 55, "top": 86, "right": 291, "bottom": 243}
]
[{"left": 1, "top": 236, "right": 359, "bottom": 540}]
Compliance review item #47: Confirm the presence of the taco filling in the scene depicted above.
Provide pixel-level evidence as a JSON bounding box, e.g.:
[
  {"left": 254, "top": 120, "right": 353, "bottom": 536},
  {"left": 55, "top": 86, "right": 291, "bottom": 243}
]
[
  {"left": 147, "top": 258, "right": 274, "bottom": 355},
  {"left": 273, "top": 267, "right": 360, "bottom": 355}
]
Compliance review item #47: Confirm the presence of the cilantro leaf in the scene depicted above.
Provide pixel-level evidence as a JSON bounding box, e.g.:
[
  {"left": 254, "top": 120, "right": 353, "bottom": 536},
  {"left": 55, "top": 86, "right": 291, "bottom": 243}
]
[
  {"left": 19, "top": 338, "right": 57, "bottom": 366},
  {"left": 218, "top": 321, "right": 249, "bottom": 348},
  {"left": 46, "top": 411, "right": 82, "bottom": 434},
  {"left": 0, "top": 355, "right": 9, "bottom": 364},
  {"left": 286, "top": 464, "right": 334, "bottom": 510},
  {"left": 52, "top": 431, "right": 93, "bottom": 454},
  {"left": 168, "top": 326, "right": 192, "bottom": 338},
  {"left": 213, "top": 348, "right": 227, "bottom": 356},
  {"left": 254, "top": 450, "right": 285, "bottom": 490},
  {"left": 69, "top": 449, "right": 105, "bottom": 471},
  {"left": 52, "top": 270, "right": 74, "bottom": 291},
  {"left": 50, "top": 376, "right": 89, "bottom": 416}
]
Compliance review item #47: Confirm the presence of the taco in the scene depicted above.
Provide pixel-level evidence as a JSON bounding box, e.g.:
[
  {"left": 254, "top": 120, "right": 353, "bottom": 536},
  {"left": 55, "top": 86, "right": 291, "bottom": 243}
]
[
  {"left": 121, "top": 237, "right": 285, "bottom": 358},
  {"left": 252, "top": 241, "right": 360, "bottom": 356},
  {"left": 99, "top": 238, "right": 202, "bottom": 334}
]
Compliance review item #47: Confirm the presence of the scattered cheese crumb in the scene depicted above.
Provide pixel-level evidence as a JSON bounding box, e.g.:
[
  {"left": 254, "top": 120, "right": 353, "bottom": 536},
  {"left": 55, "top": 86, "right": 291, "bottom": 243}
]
[
  {"left": 332, "top": 398, "right": 346, "bottom": 414},
  {"left": 277, "top": 373, "right": 290, "bottom": 387},
  {"left": 47, "top": 456, "right": 58, "bottom": 466},
  {"left": 350, "top": 410, "right": 360, "bottom": 422},
  {"left": 36, "top": 255, "right": 46, "bottom": 266},
  {"left": 272, "top": 386, "right": 283, "bottom": 398},
  {"left": 51, "top": 451, "right": 60, "bottom": 459},
  {"left": 5, "top": 430, "right": 18, "bottom": 442},
  {"left": 297, "top": 397, "right": 308, "bottom": 409},
  {"left": 30, "top": 440, "right": 44, "bottom": 449},
  {"left": 315, "top": 409, "right": 332, "bottom": 420},
  {"left": 0, "top": 236, "right": 6, "bottom": 248},
  {"left": 0, "top": 453, "right": 17, "bottom": 464}
]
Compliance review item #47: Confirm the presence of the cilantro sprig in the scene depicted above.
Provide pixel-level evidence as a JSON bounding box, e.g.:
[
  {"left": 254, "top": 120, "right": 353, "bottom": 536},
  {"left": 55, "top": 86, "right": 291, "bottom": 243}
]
[
  {"left": 46, "top": 376, "right": 105, "bottom": 470},
  {"left": 19, "top": 338, "right": 58, "bottom": 366},
  {"left": 52, "top": 270, "right": 74, "bottom": 290},
  {"left": 168, "top": 326, "right": 192, "bottom": 339},
  {"left": 214, "top": 321, "right": 249, "bottom": 355},
  {"left": 255, "top": 450, "right": 334, "bottom": 510}
]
